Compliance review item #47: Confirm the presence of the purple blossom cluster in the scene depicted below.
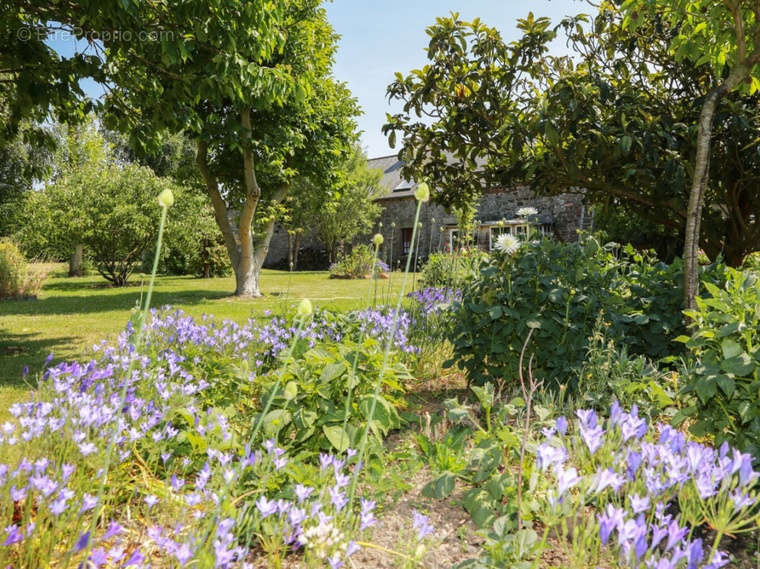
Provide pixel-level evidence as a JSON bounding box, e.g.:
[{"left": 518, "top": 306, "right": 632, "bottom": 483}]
[
  {"left": 141, "top": 306, "right": 418, "bottom": 363},
  {"left": 0, "top": 307, "right": 391, "bottom": 567},
  {"left": 252, "top": 450, "right": 373, "bottom": 569},
  {"left": 406, "top": 287, "right": 462, "bottom": 314},
  {"left": 351, "top": 307, "right": 417, "bottom": 354},
  {"left": 535, "top": 403, "right": 760, "bottom": 568}
]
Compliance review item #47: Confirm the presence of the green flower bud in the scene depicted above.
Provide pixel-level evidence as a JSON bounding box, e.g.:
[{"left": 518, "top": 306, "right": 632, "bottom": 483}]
[
  {"left": 415, "top": 182, "right": 430, "bottom": 202},
  {"left": 296, "top": 298, "right": 313, "bottom": 318},
  {"left": 157, "top": 188, "right": 175, "bottom": 208},
  {"left": 373, "top": 233, "right": 384, "bottom": 246}
]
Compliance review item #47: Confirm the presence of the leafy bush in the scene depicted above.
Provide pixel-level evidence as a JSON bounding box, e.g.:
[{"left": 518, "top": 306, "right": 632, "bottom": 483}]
[
  {"left": 255, "top": 337, "right": 410, "bottom": 454},
  {"left": 329, "top": 244, "right": 381, "bottom": 279},
  {"left": 449, "top": 237, "right": 714, "bottom": 388},
  {"left": 675, "top": 268, "right": 760, "bottom": 455},
  {"left": 743, "top": 250, "right": 760, "bottom": 272},
  {"left": 421, "top": 249, "right": 488, "bottom": 288},
  {"left": 0, "top": 239, "right": 46, "bottom": 298},
  {"left": 575, "top": 323, "right": 677, "bottom": 421}
]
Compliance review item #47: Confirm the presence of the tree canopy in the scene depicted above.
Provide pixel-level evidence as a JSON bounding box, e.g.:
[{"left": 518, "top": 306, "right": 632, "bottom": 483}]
[
  {"left": 99, "top": 0, "right": 359, "bottom": 296},
  {"left": 384, "top": 6, "right": 760, "bottom": 278}
]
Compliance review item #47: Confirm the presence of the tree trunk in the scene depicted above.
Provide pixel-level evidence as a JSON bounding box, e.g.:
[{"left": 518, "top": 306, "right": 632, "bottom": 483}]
[
  {"left": 68, "top": 243, "right": 84, "bottom": 277},
  {"left": 287, "top": 232, "right": 294, "bottom": 270},
  {"left": 293, "top": 231, "right": 301, "bottom": 270},
  {"left": 683, "top": 65, "right": 747, "bottom": 310}
]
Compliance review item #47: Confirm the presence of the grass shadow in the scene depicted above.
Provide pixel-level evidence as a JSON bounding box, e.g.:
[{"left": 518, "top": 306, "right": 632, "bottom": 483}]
[
  {"left": 0, "top": 287, "right": 233, "bottom": 317},
  {"left": 0, "top": 328, "right": 77, "bottom": 387}
]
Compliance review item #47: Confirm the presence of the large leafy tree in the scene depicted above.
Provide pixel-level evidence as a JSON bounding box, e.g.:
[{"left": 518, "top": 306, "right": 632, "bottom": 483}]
[
  {"left": 527, "top": 6, "right": 760, "bottom": 267},
  {"left": 0, "top": 2, "right": 130, "bottom": 141},
  {"left": 384, "top": 6, "right": 760, "bottom": 290},
  {"left": 383, "top": 13, "right": 556, "bottom": 216},
  {"left": 621, "top": 0, "right": 760, "bottom": 308},
  {"left": 101, "top": 0, "right": 358, "bottom": 297}
]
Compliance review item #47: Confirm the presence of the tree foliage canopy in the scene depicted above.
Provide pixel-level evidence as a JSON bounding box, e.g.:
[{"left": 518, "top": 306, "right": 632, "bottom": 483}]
[{"left": 384, "top": 5, "right": 760, "bottom": 266}]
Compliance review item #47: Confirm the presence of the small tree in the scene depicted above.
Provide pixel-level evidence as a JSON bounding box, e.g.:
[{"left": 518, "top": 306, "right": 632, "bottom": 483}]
[
  {"left": 37, "top": 163, "right": 179, "bottom": 286},
  {"left": 622, "top": 0, "right": 760, "bottom": 308},
  {"left": 286, "top": 145, "right": 384, "bottom": 265}
]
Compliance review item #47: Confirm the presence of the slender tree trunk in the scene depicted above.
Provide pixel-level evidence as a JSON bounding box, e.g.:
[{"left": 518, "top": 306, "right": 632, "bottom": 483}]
[
  {"left": 69, "top": 243, "right": 84, "bottom": 277},
  {"left": 293, "top": 231, "right": 301, "bottom": 270},
  {"left": 287, "top": 232, "right": 294, "bottom": 270},
  {"left": 683, "top": 65, "right": 746, "bottom": 309}
]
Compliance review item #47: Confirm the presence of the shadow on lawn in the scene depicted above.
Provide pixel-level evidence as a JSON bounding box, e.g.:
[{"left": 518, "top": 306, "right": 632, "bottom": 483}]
[
  {"left": 0, "top": 287, "right": 233, "bottom": 317},
  {"left": 0, "top": 329, "right": 77, "bottom": 387}
]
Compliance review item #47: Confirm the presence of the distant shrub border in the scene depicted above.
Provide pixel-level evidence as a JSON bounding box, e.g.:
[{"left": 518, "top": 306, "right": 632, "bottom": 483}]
[{"left": 0, "top": 239, "right": 46, "bottom": 299}]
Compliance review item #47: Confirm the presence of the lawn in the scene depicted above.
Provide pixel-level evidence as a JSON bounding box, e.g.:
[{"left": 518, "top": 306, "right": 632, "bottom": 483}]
[{"left": 0, "top": 264, "right": 413, "bottom": 417}]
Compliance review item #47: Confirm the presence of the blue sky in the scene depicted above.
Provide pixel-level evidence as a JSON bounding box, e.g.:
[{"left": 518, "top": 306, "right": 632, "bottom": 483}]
[
  {"left": 324, "top": 0, "right": 585, "bottom": 157},
  {"left": 48, "top": 0, "right": 585, "bottom": 157}
]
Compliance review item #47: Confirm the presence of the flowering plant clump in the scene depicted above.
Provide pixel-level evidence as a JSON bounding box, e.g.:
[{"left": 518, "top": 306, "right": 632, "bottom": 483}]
[
  {"left": 532, "top": 403, "right": 760, "bottom": 568},
  {"left": 243, "top": 449, "right": 375, "bottom": 569},
  {"left": 0, "top": 310, "right": 387, "bottom": 567},
  {"left": 406, "top": 287, "right": 462, "bottom": 315}
]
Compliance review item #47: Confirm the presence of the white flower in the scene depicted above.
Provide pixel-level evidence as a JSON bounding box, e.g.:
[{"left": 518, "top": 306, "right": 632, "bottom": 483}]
[
  {"left": 495, "top": 233, "right": 520, "bottom": 255},
  {"left": 516, "top": 207, "right": 537, "bottom": 217}
]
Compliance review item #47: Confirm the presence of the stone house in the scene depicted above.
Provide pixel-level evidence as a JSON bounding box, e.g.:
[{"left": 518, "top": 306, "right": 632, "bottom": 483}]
[
  {"left": 369, "top": 155, "right": 589, "bottom": 269},
  {"left": 264, "top": 154, "right": 588, "bottom": 269}
]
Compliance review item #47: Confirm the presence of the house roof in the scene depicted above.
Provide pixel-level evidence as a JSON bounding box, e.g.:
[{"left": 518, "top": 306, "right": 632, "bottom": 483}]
[{"left": 368, "top": 155, "right": 418, "bottom": 200}]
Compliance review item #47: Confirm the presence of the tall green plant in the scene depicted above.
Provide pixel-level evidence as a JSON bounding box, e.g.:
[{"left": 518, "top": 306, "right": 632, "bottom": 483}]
[{"left": 675, "top": 268, "right": 760, "bottom": 454}]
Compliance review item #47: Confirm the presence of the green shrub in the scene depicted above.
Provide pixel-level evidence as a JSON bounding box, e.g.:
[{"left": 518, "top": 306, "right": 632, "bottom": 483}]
[
  {"left": 449, "top": 236, "right": 716, "bottom": 389},
  {"left": 329, "top": 244, "right": 380, "bottom": 279},
  {"left": 0, "top": 239, "right": 46, "bottom": 298},
  {"left": 421, "top": 249, "right": 488, "bottom": 288},
  {"left": 255, "top": 337, "right": 411, "bottom": 453},
  {"left": 743, "top": 250, "right": 760, "bottom": 273},
  {"left": 574, "top": 322, "right": 677, "bottom": 420},
  {"left": 675, "top": 268, "right": 760, "bottom": 455}
]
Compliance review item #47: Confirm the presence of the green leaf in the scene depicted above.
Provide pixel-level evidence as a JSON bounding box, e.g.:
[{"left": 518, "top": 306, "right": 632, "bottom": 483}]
[
  {"left": 322, "top": 424, "right": 351, "bottom": 452},
  {"left": 694, "top": 377, "right": 717, "bottom": 403},
  {"left": 262, "top": 409, "right": 291, "bottom": 435},
  {"left": 320, "top": 362, "right": 345, "bottom": 383},
  {"left": 283, "top": 381, "right": 298, "bottom": 401},
  {"left": 421, "top": 471, "right": 457, "bottom": 499},
  {"left": 716, "top": 375, "right": 735, "bottom": 397},
  {"left": 721, "top": 353, "right": 755, "bottom": 377},
  {"left": 721, "top": 338, "right": 742, "bottom": 360}
]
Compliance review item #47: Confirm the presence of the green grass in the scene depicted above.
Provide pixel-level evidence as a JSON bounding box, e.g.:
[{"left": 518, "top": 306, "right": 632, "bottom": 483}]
[{"left": 0, "top": 264, "right": 411, "bottom": 418}]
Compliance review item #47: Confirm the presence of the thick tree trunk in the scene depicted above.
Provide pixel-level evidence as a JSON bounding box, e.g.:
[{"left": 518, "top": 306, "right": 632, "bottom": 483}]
[
  {"left": 196, "top": 129, "right": 288, "bottom": 298},
  {"left": 68, "top": 243, "right": 84, "bottom": 277},
  {"left": 683, "top": 65, "right": 747, "bottom": 310}
]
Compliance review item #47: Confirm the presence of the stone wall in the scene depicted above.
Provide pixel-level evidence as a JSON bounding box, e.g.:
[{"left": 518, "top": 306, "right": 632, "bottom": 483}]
[
  {"left": 265, "top": 187, "right": 586, "bottom": 269},
  {"left": 374, "top": 187, "right": 585, "bottom": 268}
]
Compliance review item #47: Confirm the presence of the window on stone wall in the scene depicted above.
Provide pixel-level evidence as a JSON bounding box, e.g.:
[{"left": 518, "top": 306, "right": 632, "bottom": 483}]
[{"left": 401, "top": 227, "right": 413, "bottom": 255}]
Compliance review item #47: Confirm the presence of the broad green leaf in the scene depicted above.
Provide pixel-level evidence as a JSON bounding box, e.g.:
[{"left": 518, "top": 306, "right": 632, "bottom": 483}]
[
  {"left": 721, "top": 338, "right": 742, "bottom": 359},
  {"left": 322, "top": 425, "right": 350, "bottom": 452},
  {"left": 421, "top": 471, "right": 456, "bottom": 499}
]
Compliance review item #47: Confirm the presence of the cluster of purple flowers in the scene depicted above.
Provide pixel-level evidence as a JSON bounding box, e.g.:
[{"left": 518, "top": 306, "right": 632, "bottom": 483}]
[
  {"left": 253, "top": 450, "right": 373, "bottom": 569},
  {"left": 141, "top": 306, "right": 418, "bottom": 363},
  {"left": 535, "top": 402, "right": 759, "bottom": 568},
  {"left": 406, "top": 287, "right": 462, "bottom": 314},
  {"left": 351, "top": 307, "right": 417, "bottom": 354}
]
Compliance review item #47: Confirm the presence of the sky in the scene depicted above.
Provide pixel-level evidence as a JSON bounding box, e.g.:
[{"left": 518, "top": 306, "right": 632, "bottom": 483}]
[
  {"left": 324, "top": 0, "right": 585, "bottom": 158},
  {"left": 47, "top": 0, "right": 585, "bottom": 158}
]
